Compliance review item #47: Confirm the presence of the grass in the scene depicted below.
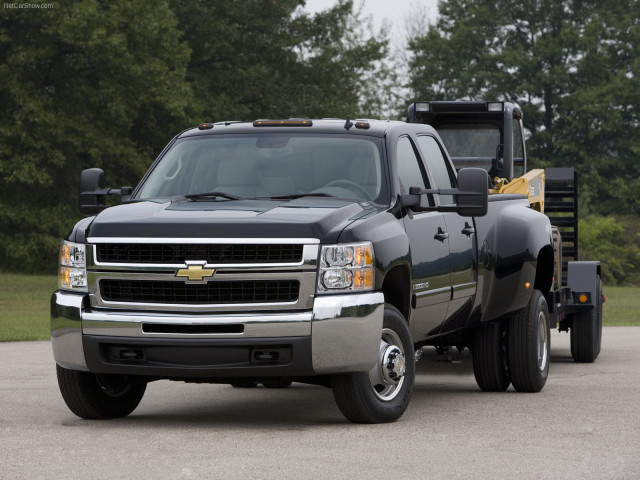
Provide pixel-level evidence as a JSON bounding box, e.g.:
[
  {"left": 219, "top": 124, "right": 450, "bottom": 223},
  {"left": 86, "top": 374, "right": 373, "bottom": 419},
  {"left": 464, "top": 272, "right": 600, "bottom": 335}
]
[
  {"left": 0, "top": 273, "right": 639, "bottom": 342},
  {"left": 0, "top": 273, "right": 58, "bottom": 341},
  {"left": 602, "top": 285, "right": 640, "bottom": 326}
]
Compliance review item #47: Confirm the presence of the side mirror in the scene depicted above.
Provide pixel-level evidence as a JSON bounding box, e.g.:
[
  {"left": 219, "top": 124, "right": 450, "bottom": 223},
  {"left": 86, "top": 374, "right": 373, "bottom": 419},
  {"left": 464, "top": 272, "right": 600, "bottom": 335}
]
[
  {"left": 456, "top": 168, "right": 488, "bottom": 217},
  {"left": 79, "top": 168, "right": 132, "bottom": 215},
  {"left": 407, "top": 167, "right": 489, "bottom": 217},
  {"left": 79, "top": 168, "right": 108, "bottom": 214}
]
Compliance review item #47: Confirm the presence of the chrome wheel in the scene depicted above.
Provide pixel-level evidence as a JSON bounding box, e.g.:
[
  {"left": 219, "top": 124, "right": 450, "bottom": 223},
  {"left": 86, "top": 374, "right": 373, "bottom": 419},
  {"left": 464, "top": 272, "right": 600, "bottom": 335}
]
[
  {"left": 537, "top": 311, "right": 549, "bottom": 371},
  {"left": 331, "top": 304, "right": 415, "bottom": 423},
  {"left": 507, "top": 289, "right": 550, "bottom": 392},
  {"left": 369, "top": 328, "right": 406, "bottom": 401}
]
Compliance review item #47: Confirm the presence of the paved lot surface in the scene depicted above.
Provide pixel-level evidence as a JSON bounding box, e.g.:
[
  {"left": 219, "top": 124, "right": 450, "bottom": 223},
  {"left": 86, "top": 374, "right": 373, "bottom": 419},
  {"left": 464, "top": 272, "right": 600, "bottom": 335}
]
[{"left": 1, "top": 327, "right": 639, "bottom": 480}]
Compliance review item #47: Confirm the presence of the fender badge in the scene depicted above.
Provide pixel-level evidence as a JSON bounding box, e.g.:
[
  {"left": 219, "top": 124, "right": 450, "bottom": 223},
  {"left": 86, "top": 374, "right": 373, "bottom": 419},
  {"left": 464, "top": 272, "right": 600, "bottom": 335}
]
[{"left": 176, "top": 261, "right": 215, "bottom": 282}]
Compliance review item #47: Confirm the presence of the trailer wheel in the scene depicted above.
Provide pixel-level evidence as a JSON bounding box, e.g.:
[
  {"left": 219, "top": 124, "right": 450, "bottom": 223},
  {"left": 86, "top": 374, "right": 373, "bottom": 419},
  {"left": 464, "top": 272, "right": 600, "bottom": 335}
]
[
  {"left": 56, "top": 365, "right": 146, "bottom": 419},
  {"left": 472, "top": 320, "right": 510, "bottom": 392},
  {"left": 507, "top": 290, "right": 550, "bottom": 392},
  {"left": 331, "top": 305, "right": 415, "bottom": 423},
  {"left": 570, "top": 275, "right": 603, "bottom": 363}
]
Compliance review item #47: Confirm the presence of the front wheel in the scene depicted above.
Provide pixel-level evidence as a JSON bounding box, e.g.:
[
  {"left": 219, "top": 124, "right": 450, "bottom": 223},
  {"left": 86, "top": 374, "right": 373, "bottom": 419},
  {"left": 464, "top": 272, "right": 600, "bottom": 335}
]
[
  {"left": 331, "top": 304, "right": 415, "bottom": 423},
  {"left": 507, "top": 289, "right": 550, "bottom": 392},
  {"left": 56, "top": 365, "right": 146, "bottom": 419}
]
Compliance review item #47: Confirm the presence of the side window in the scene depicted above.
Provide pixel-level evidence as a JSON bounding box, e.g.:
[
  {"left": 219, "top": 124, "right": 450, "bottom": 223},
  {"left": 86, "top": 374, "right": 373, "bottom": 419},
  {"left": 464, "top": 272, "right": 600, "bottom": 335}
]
[
  {"left": 513, "top": 119, "right": 525, "bottom": 178},
  {"left": 416, "top": 135, "right": 455, "bottom": 205},
  {"left": 397, "top": 136, "right": 431, "bottom": 208}
]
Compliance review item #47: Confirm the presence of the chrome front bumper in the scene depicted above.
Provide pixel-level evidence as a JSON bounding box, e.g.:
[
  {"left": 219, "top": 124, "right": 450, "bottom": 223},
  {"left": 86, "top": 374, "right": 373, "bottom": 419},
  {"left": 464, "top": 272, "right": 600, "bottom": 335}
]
[{"left": 51, "top": 290, "right": 384, "bottom": 375}]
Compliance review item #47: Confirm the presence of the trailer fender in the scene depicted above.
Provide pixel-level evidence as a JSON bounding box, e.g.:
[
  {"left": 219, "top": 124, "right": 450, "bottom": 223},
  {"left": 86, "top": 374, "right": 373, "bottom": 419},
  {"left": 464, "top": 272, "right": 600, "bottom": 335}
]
[{"left": 567, "top": 261, "right": 602, "bottom": 301}]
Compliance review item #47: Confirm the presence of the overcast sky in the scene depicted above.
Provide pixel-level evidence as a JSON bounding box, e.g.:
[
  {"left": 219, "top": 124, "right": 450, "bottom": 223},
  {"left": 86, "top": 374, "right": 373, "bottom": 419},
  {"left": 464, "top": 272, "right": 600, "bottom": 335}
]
[{"left": 302, "top": 0, "right": 440, "bottom": 37}]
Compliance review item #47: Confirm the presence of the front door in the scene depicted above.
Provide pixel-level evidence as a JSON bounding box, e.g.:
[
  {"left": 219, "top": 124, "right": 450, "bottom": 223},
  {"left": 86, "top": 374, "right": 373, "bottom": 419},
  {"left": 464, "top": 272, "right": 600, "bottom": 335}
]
[
  {"left": 397, "top": 135, "right": 452, "bottom": 340},
  {"left": 416, "top": 134, "right": 477, "bottom": 332}
]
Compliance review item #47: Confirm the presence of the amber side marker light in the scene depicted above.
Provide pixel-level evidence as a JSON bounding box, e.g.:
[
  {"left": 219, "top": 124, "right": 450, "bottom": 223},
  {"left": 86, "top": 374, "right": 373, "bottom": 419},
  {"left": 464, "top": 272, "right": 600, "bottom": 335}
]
[{"left": 579, "top": 294, "right": 589, "bottom": 303}]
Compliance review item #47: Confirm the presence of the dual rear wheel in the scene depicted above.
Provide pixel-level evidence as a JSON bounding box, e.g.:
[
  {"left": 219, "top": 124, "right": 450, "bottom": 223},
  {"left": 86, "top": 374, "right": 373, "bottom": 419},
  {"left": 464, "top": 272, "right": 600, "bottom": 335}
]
[{"left": 472, "top": 289, "right": 550, "bottom": 393}]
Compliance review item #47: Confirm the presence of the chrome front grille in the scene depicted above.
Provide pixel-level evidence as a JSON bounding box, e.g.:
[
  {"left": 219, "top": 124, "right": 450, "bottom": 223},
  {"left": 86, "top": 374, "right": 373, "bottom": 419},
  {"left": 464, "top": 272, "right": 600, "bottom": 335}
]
[
  {"left": 100, "top": 279, "right": 300, "bottom": 304},
  {"left": 96, "top": 243, "right": 304, "bottom": 264},
  {"left": 86, "top": 238, "right": 319, "bottom": 313}
]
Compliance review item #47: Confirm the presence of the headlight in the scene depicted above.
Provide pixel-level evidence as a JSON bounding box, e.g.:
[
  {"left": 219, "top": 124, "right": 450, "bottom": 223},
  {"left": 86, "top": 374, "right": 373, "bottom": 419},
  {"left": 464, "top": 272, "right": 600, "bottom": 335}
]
[
  {"left": 58, "top": 241, "right": 87, "bottom": 292},
  {"left": 318, "top": 242, "right": 374, "bottom": 292}
]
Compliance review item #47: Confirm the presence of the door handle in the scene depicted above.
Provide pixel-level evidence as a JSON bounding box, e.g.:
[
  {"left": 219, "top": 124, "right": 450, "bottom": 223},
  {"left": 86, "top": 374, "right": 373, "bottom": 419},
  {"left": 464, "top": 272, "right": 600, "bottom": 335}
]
[
  {"left": 434, "top": 227, "right": 449, "bottom": 242},
  {"left": 461, "top": 222, "right": 475, "bottom": 236}
]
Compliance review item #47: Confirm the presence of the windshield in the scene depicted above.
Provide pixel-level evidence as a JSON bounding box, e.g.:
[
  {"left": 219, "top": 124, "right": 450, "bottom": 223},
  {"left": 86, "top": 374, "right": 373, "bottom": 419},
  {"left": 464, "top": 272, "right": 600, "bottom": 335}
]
[{"left": 138, "top": 134, "right": 386, "bottom": 203}]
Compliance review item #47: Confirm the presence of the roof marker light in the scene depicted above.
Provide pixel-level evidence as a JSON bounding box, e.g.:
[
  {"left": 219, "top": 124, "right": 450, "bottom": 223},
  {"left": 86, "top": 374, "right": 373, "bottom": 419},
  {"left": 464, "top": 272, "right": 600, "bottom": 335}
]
[
  {"left": 487, "top": 102, "right": 504, "bottom": 112},
  {"left": 198, "top": 123, "right": 214, "bottom": 130},
  {"left": 253, "top": 120, "right": 313, "bottom": 127},
  {"left": 414, "top": 102, "right": 430, "bottom": 112}
]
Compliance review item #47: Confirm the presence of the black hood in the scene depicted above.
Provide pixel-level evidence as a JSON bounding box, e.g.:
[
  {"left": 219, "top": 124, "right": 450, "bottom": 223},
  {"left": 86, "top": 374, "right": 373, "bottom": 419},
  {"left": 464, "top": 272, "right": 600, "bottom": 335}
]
[{"left": 83, "top": 197, "right": 378, "bottom": 244}]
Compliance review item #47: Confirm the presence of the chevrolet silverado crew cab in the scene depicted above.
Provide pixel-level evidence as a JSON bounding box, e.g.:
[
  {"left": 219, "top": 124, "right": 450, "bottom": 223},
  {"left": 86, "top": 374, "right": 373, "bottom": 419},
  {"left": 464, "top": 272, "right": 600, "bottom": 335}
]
[{"left": 52, "top": 118, "right": 555, "bottom": 423}]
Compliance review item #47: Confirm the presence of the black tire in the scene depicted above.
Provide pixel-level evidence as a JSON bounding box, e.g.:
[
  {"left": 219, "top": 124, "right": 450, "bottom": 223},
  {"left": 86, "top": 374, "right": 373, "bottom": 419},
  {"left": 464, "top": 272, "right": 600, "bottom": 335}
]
[
  {"left": 472, "top": 320, "right": 510, "bottom": 392},
  {"left": 570, "top": 276, "right": 603, "bottom": 363},
  {"left": 331, "top": 304, "right": 415, "bottom": 424},
  {"left": 56, "top": 365, "right": 146, "bottom": 419},
  {"left": 262, "top": 380, "right": 293, "bottom": 388},
  {"left": 507, "top": 289, "right": 550, "bottom": 392}
]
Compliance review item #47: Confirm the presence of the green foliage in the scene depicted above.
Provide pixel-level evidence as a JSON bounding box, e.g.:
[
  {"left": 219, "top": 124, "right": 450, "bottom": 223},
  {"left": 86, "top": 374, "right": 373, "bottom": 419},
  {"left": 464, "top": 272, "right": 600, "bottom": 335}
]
[
  {"left": 407, "top": 0, "right": 640, "bottom": 218},
  {"left": 0, "top": 0, "right": 388, "bottom": 273},
  {"left": 170, "top": 0, "right": 388, "bottom": 120},
  {"left": 579, "top": 215, "right": 640, "bottom": 286},
  {"left": 0, "top": 0, "right": 194, "bottom": 272}
]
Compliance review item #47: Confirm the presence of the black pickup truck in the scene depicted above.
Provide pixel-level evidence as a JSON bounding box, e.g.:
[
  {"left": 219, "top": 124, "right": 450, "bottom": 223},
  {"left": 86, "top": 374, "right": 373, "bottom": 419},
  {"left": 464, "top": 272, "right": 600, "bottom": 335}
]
[{"left": 52, "top": 118, "right": 557, "bottom": 424}]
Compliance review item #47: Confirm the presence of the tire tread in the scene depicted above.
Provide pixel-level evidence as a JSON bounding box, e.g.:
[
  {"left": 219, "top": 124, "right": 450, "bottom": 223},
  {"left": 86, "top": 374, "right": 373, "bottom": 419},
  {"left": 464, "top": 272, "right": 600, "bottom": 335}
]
[
  {"left": 507, "top": 290, "right": 550, "bottom": 393},
  {"left": 56, "top": 365, "right": 146, "bottom": 419},
  {"left": 472, "top": 321, "right": 510, "bottom": 392}
]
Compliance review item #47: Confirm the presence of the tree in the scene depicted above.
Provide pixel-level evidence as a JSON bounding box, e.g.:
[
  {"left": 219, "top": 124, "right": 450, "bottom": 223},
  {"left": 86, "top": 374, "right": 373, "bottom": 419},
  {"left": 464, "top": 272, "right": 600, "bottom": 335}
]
[
  {"left": 0, "top": 0, "right": 390, "bottom": 273},
  {"left": 170, "top": 0, "right": 389, "bottom": 120},
  {"left": 0, "top": 1, "right": 194, "bottom": 271},
  {"left": 406, "top": 0, "right": 640, "bottom": 216}
]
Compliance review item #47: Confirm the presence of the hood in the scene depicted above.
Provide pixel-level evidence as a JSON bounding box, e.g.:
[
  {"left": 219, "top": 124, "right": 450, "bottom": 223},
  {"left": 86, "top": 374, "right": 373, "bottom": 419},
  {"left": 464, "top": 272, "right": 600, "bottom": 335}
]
[{"left": 84, "top": 197, "right": 378, "bottom": 243}]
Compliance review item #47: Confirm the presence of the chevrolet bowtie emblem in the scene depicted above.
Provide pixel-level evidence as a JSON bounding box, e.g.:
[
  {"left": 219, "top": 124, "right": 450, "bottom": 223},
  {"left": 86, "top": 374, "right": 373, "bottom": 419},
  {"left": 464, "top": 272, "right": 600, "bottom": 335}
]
[{"left": 176, "top": 262, "right": 215, "bottom": 282}]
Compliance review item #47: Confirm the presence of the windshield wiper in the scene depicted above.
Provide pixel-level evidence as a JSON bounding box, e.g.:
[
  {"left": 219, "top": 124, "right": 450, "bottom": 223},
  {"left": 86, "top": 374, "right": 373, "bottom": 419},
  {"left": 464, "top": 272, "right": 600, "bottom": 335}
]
[
  {"left": 184, "top": 191, "right": 244, "bottom": 201},
  {"left": 263, "top": 193, "right": 336, "bottom": 200}
]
